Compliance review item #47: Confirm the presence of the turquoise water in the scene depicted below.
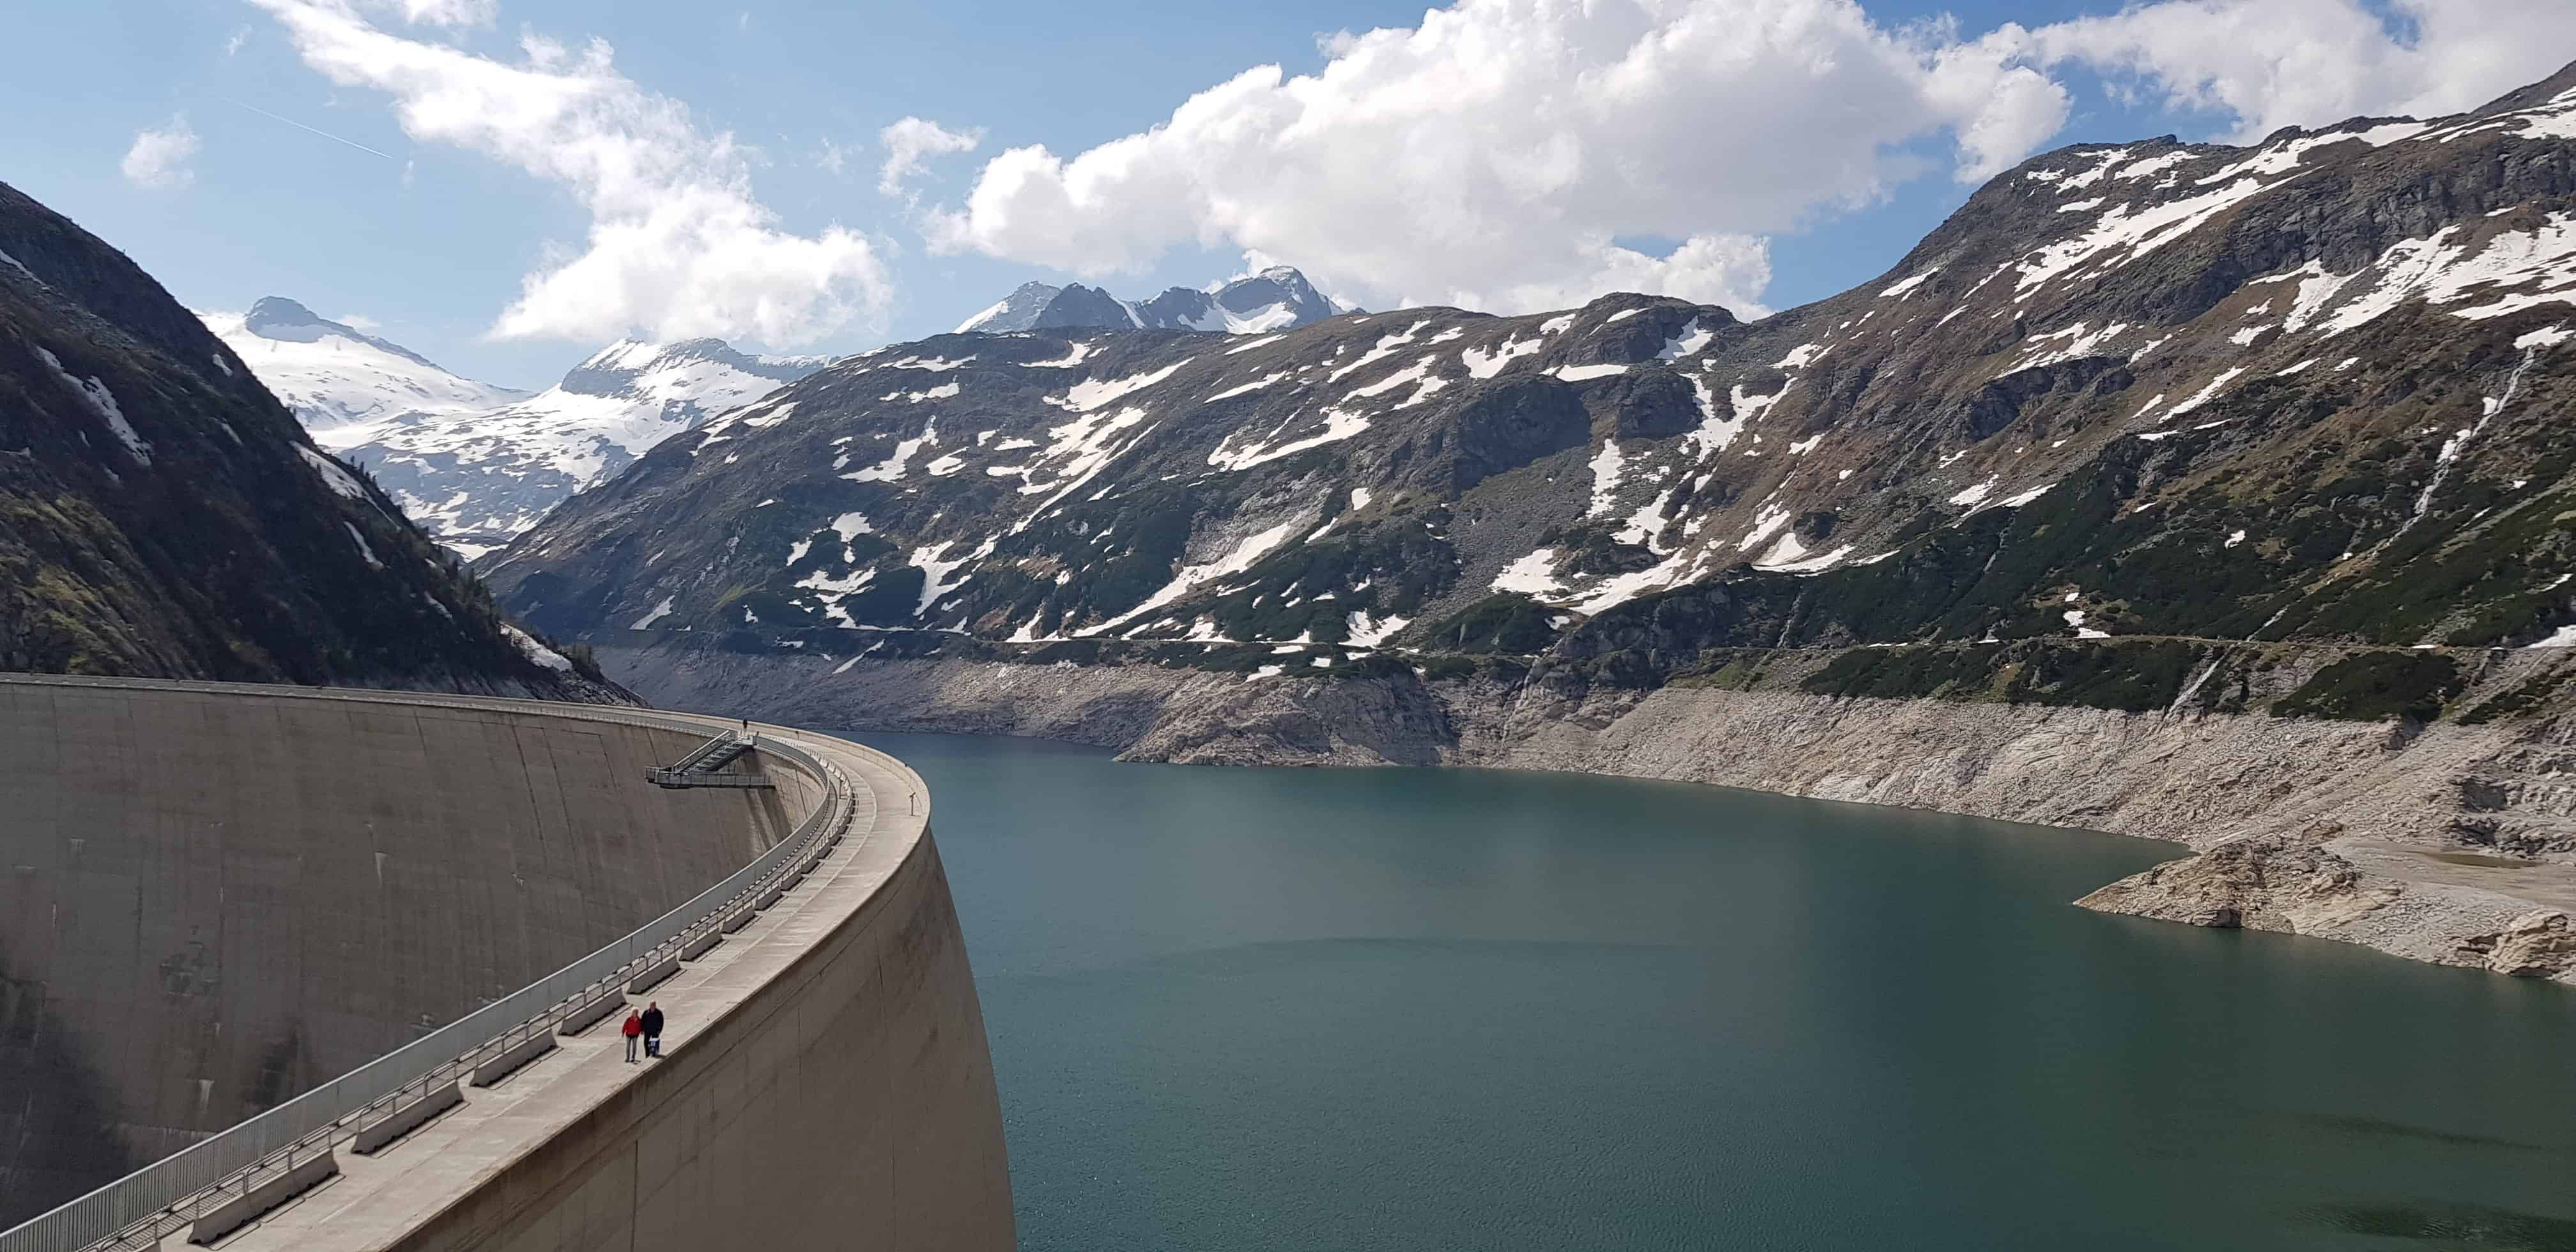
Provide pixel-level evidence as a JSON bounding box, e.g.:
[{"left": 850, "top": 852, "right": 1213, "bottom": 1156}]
[{"left": 847, "top": 731, "right": 2576, "bottom": 1251}]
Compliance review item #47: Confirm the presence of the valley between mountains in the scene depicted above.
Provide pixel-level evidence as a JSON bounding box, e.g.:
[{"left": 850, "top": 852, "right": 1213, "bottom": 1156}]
[{"left": 271, "top": 61, "right": 2576, "bottom": 981}]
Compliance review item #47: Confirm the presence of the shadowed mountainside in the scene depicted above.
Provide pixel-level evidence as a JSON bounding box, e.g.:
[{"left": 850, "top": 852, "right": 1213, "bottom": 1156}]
[{"left": 0, "top": 181, "right": 617, "bottom": 697}]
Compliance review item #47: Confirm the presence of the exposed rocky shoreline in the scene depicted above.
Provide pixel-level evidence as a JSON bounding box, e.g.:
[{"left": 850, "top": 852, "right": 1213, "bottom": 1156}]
[{"left": 603, "top": 639, "right": 2576, "bottom": 984}]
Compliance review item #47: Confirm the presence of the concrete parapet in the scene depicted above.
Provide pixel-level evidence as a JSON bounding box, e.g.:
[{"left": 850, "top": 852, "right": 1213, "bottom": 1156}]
[
  {"left": 469, "top": 1032, "right": 559, "bottom": 1089},
  {"left": 351, "top": 1081, "right": 462, "bottom": 1157},
  {"left": 184, "top": 1152, "right": 339, "bottom": 1246},
  {"left": 559, "top": 990, "right": 627, "bottom": 1038},
  {"left": 679, "top": 929, "right": 723, "bottom": 961},
  {"left": 624, "top": 955, "right": 680, "bottom": 996}
]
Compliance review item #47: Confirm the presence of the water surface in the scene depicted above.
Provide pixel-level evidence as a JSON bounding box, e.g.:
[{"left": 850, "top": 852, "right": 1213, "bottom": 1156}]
[{"left": 847, "top": 730, "right": 2576, "bottom": 1251}]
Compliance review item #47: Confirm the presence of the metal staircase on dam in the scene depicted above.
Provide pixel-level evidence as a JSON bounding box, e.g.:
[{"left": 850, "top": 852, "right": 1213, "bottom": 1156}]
[{"left": 647, "top": 729, "right": 775, "bottom": 789}]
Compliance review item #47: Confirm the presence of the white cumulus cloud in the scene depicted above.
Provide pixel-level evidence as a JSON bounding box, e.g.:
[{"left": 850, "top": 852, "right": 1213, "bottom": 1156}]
[
  {"left": 2023, "top": 0, "right": 2576, "bottom": 141},
  {"left": 877, "top": 116, "right": 983, "bottom": 199},
  {"left": 924, "top": 0, "right": 2573, "bottom": 319},
  {"left": 250, "top": 0, "right": 891, "bottom": 348},
  {"left": 375, "top": 0, "right": 496, "bottom": 27},
  {"left": 121, "top": 116, "right": 201, "bottom": 190},
  {"left": 924, "top": 0, "right": 2070, "bottom": 317}
]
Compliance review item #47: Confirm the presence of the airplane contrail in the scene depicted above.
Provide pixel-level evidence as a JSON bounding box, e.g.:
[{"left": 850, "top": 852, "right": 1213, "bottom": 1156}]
[{"left": 221, "top": 98, "right": 397, "bottom": 160}]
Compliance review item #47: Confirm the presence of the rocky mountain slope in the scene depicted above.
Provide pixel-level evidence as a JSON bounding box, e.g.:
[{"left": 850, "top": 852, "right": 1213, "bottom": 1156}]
[
  {"left": 207, "top": 304, "right": 825, "bottom": 556},
  {"left": 958, "top": 265, "right": 1344, "bottom": 335},
  {"left": 0, "top": 181, "right": 617, "bottom": 696},
  {"left": 491, "top": 65, "right": 2576, "bottom": 977}
]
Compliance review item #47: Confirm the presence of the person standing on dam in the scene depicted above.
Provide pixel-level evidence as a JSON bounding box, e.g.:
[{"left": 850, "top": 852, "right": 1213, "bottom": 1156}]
[
  {"left": 622, "top": 1007, "right": 643, "bottom": 1062},
  {"left": 641, "top": 1002, "right": 665, "bottom": 1058}
]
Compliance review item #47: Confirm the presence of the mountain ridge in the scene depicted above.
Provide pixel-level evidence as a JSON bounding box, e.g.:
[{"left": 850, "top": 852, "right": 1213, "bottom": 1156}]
[
  {"left": 491, "top": 63, "right": 2576, "bottom": 658},
  {"left": 958, "top": 265, "right": 1347, "bottom": 335}
]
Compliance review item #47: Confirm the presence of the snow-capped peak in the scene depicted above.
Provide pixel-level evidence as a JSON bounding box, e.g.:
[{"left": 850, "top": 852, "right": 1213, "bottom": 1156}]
[
  {"left": 574, "top": 338, "right": 669, "bottom": 374},
  {"left": 957, "top": 266, "right": 1347, "bottom": 337},
  {"left": 555, "top": 336, "right": 827, "bottom": 402},
  {"left": 956, "top": 281, "right": 1064, "bottom": 334},
  {"left": 1208, "top": 264, "right": 1309, "bottom": 294},
  {"left": 202, "top": 298, "right": 526, "bottom": 447}
]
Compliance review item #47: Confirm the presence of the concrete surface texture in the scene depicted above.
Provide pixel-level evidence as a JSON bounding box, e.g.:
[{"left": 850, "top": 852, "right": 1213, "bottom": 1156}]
[{"left": 0, "top": 678, "right": 1010, "bottom": 1251}]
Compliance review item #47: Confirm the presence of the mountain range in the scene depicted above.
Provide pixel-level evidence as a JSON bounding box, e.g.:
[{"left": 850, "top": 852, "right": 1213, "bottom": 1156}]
[
  {"left": 487, "top": 62, "right": 2576, "bottom": 980},
  {"left": 494, "top": 68, "right": 2576, "bottom": 657},
  {"left": 956, "top": 266, "right": 1347, "bottom": 335},
  {"left": 204, "top": 299, "right": 825, "bottom": 557},
  {"left": 204, "top": 268, "right": 1348, "bottom": 556},
  {"left": 0, "top": 182, "right": 613, "bottom": 696}
]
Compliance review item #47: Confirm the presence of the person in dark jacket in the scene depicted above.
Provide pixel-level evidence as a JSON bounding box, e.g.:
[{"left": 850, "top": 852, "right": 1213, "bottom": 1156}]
[
  {"left": 641, "top": 1002, "right": 665, "bottom": 1058},
  {"left": 621, "top": 1008, "right": 643, "bottom": 1062}
]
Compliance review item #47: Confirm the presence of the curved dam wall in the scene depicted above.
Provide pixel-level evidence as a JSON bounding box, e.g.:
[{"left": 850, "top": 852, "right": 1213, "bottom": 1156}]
[
  {"left": 0, "top": 677, "right": 1010, "bottom": 1251},
  {"left": 0, "top": 679, "right": 787, "bottom": 1224},
  {"left": 334, "top": 763, "right": 1011, "bottom": 1252}
]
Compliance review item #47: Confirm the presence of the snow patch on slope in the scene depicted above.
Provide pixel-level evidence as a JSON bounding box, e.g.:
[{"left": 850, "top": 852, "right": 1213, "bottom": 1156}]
[
  {"left": 297, "top": 445, "right": 367, "bottom": 500},
  {"left": 844, "top": 418, "right": 939, "bottom": 482},
  {"left": 1461, "top": 335, "right": 1543, "bottom": 379},
  {"left": 1492, "top": 549, "right": 1565, "bottom": 597},
  {"left": 1208, "top": 409, "right": 1370, "bottom": 472},
  {"left": 34, "top": 346, "right": 150, "bottom": 464},
  {"left": 1089, "top": 519, "right": 1304, "bottom": 634},
  {"left": 1055, "top": 361, "right": 1190, "bottom": 411}
]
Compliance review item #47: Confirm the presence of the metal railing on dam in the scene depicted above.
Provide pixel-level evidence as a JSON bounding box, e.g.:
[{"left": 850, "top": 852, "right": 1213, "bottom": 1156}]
[{"left": 0, "top": 676, "right": 937, "bottom": 1252}]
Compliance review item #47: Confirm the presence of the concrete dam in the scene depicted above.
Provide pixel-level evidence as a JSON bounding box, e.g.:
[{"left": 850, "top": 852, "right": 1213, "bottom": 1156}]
[{"left": 0, "top": 675, "right": 1011, "bottom": 1251}]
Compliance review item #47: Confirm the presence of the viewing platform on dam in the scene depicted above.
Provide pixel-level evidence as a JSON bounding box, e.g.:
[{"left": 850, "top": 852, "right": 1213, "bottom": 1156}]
[{"left": 0, "top": 676, "right": 1009, "bottom": 1252}]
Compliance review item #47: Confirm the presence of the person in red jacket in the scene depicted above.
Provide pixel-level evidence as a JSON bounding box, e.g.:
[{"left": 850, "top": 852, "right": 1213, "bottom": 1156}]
[{"left": 621, "top": 1007, "right": 643, "bottom": 1063}]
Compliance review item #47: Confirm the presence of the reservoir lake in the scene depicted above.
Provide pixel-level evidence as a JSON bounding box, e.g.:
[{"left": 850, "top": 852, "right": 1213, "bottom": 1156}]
[{"left": 848, "top": 729, "right": 2576, "bottom": 1251}]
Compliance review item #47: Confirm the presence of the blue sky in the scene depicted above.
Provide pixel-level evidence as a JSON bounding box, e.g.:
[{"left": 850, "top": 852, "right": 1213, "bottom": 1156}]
[{"left": 6, "top": 0, "right": 2557, "bottom": 389}]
